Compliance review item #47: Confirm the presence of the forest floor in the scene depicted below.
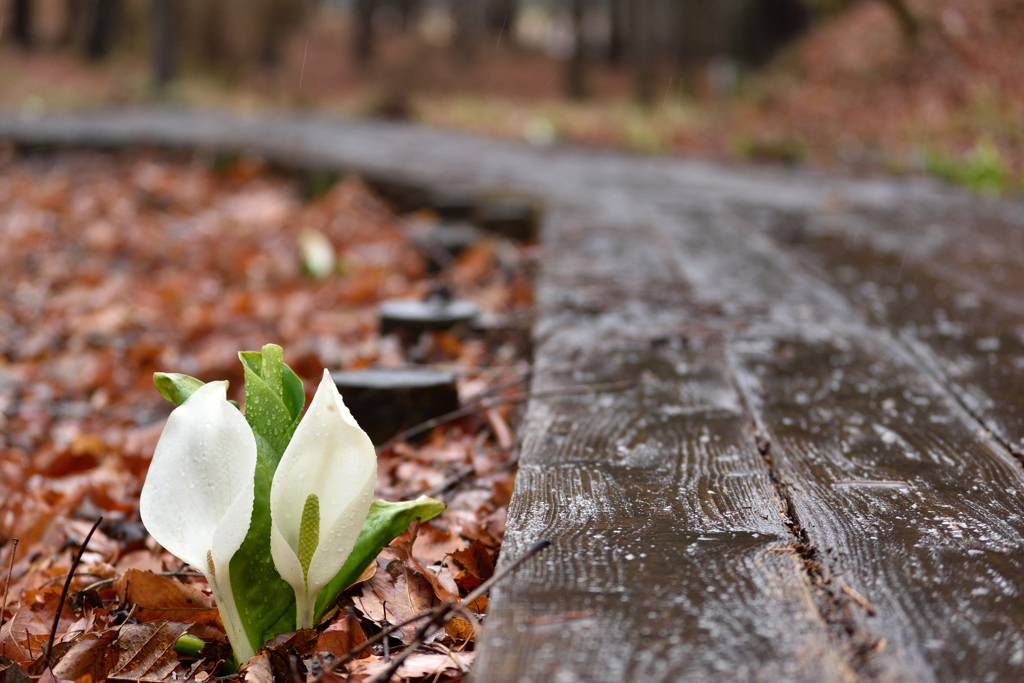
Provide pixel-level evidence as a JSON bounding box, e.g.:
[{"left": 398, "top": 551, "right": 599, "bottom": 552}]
[
  {"left": 0, "top": 148, "right": 535, "bottom": 682},
  {"left": 0, "top": 0, "right": 1020, "bottom": 197}
]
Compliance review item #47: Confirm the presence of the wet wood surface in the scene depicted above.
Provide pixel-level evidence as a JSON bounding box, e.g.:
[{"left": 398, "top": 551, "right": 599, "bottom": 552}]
[{"left": 4, "top": 111, "right": 1024, "bottom": 681}]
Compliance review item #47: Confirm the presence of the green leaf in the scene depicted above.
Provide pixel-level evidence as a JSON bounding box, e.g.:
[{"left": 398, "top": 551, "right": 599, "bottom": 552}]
[
  {"left": 281, "top": 368, "right": 305, "bottom": 425},
  {"left": 239, "top": 346, "right": 302, "bottom": 456},
  {"left": 230, "top": 345, "right": 306, "bottom": 654},
  {"left": 154, "top": 373, "right": 239, "bottom": 410},
  {"left": 230, "top": 432, "right": 297, "bottom": 653},
  {"left": 312, "top": 497, "right": 446, "bottom": 622},
  {"left": 153, "top": 373, "right": 205, "bottom": 407}
]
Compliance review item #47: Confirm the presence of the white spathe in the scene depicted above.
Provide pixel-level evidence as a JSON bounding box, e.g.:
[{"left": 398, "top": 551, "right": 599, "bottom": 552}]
[
  {"left": 139, "top": 381, "right": 257, "bottom": 663},
  {"left": 270, "top": 370, "right": 378, "bottom": 629}
]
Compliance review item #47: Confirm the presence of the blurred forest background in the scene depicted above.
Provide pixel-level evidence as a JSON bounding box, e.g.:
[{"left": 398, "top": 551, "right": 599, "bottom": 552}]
[{"left": 1, "top": 0, "right": 1021, "bottom": 195}]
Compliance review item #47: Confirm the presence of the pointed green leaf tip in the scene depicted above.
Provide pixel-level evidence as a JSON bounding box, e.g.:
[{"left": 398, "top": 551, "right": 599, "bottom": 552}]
[
  {"left": 298, "top": 494, "right": 320, "bottom": 586},
  {"left": 154, "top": 373, "right": 205, "bottom": 407},
  {"left": 154, "top": 373, "right": 239, "bottom": 410}
]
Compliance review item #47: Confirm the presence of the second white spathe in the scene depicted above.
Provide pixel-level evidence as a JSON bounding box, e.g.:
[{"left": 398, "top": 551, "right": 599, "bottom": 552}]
[{"left": 269, "top": 370, "right": 378, "bottom": 629}]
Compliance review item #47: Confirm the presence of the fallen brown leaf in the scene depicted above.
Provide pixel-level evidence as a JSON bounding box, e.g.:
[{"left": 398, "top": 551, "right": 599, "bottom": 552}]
[
  {"left": 0, "top": 605, "right": 51, "bottom": 665},
  {"left": 411, "top": 522, "right": 465, "bottom": 566},
  {"left": 37, "top": 667, "right": 72, "bottom": 683},
  {"left": 0, "top": 656, "right": 29, "bottom": 683},
  {"left": 113, "top": 570, "right": 221, "bottom": 628},
  {"left": 50, "top": 630, "right": 119, "bottom": 683},
  {"left": 242, "top": 654, "right": 274, "bottom": 683},
  {"left": 449, "top": 540, "right": 495, "bottom": 582},
  {"left": 484, "top": 408, "right": 514, "bottom": 450},
  {"left": 443, "top": 616, "right": 475, "bottom": 641},
  {"left": 352, "top": 560, "right": 435, "bottom": 641},
  {"left": 317, "top": 609, "right": 369, "bottom": 660},
  {"left": 349, "top": 651, "right": 475, "bottom": 681},
  {"left": 108, "top": 621, "right": 189, "bottom": 683},
  {"left": 264, "top": 629, "right": 319, "bottom": 683},
  {"left": 389, "top": 522, "right": 460, "bottom": 604}
]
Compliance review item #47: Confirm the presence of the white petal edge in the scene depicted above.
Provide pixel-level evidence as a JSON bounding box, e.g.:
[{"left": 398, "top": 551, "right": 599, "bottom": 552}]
[
  {"left": 141, "top": 381, "right": 257, "bottom": 569},
  {"left": 139, "top": 380, "right": 258, "bottom": 663},
  {"left": 270, "top": 370, "right": 377, "bottom": 627}
]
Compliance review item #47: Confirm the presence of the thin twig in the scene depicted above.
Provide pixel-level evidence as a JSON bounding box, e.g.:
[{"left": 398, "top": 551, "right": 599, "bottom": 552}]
[
  {"left": 314, "top": 539, "right": 551, "bottom": 683},
  {"left": 1, "top": 539, "right": 18, "bottom": 629},
  {"left": 367, "top": 540, "right": 552, "bottom": 683},
  {"left": 381, "top": 602, "right": 389, "bottom": 664},
  {"left": 81, "top": 570, "right": 204, "bottom": 594},
  {"left": 377, "top": 381, "right": 633, "bottom": 452},
  {"left": 420, "top": 465, "right": 475, "bottom": 500},
  {"left": 288, "top": 654, "right": 305, "bottom": 683},
  {"left": 45, "top": 517, "right": 102, "bottom": 668},
  {"left": 39, "top": 572, "right": 111, "bottom": 590}
]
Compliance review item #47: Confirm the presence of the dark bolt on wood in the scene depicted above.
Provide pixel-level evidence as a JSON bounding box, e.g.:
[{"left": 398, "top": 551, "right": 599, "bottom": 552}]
[
  {"left": 378, "top": 298, "right": 480, "bottom": 338},
  {"left": 473, "top": 196, "right": 540, "bottom": 243},
  {"left": 331, "top": 368, "right": 460, "bottom": 445},
  {"left": 428, "top": 193, "right": 478, "bottom": 221},
  {"left": 364, "top": 177, "right": 432, "bottom": 214}
]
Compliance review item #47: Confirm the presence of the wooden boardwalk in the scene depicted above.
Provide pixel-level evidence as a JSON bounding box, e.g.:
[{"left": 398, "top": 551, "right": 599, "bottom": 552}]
[{"left": 4, "top": 111, "right": 1024, "bottom": 681}]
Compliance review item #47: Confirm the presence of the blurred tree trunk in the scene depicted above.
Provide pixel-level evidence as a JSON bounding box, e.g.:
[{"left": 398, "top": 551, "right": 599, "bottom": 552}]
[
  {"left": 566, "top": 0, "right": 586, "bottom": 99},
  {"left": 62, "top": 0, "right": 85, "bottom": 46},
  {"left": 674, "top": 0, "right": 692, "bottom": 95},
  {"left": 732, "top": 0, "right": 810, "bottom": 67},
  {"left": 195, "top": 0, "right": 227, "bottom": 69},
  {"left": 12, "top": 0, "right": 33, "bottom": 48},
  {"left": 152, "top": 0, "right": 179, "bottom": 89},
  {"left": 397, "top": 0, "right": 422, "bottom": 31},
  {"left": 631, "top": 0, "right": 655, "bottom": 104},
  {"left": 880, "top": 0, "right": 918, "bottom": 41},
  {"left": 453, "top": 0, "right": 478, "bottom": 58},
  {"left": 86, "top": 0, "right": 120, "bottom": 60},
  {"left": 674, "top": 0, "right": 720, "bottom": 95},
  {"left": 607, "top": 0, "right": 626, "bottom": 64},
  {"left": 486, "top": 0, "right": 517, "bottom": 36},
  {"left": 354, "top": 0, "right": 375, "bottom": 64},
  {"left": 256, "top": 0, "right": 304, "bottom": 66}
]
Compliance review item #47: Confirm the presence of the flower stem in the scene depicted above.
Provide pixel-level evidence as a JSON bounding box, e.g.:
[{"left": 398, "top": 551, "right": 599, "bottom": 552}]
[
  {"left": 208, "top": 566, "right": 256, "bottom": 667},
  {"left": 294, "top": 587, "right": 315, "bottom": 630}
]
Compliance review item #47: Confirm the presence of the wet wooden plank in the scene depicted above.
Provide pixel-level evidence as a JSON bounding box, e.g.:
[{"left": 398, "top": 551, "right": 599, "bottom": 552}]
[
  {"left": 475, "top": 214, "right": 851, "bottom": 682},
  {"left": 643, "top": 202, "right": 1024, "bottom": 680},
  {"left": 731, "top": 333, "right": 1024, "bottom": 681},
  {"left": 751, "top": 203, "right": 1024, "bottom": 451}
]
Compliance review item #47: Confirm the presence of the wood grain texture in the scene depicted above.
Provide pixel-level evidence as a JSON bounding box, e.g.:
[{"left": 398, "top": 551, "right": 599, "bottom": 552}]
[
  {"left": 475, "top": 214, "right": 851, "bottom": 682},
  {"left": 752, "top": 203, "right": 1024, "bottom": 451},
  {"left": 644, "top": 201, "right": 1024, "bottom": 681},
  {"left": 732, "top": 333, "right": 1024, "bottom": 681}
]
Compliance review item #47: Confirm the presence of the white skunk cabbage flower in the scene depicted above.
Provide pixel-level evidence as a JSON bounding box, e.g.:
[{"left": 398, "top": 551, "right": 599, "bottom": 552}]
[
  {"left": 140, "top": 381, "right": 257, "bottom": 663},
  {"left": 270, "top": 370, "right": 377, "bottom": 629}
]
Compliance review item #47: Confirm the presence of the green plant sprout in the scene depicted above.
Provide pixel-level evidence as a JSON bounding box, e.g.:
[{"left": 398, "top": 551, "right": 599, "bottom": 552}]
[
  {"left": 141, "top": 344, "right": 445, "bottom": 666},
  {"left": 925, "top": 135, "right": 1011, "bottom": 197}
]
